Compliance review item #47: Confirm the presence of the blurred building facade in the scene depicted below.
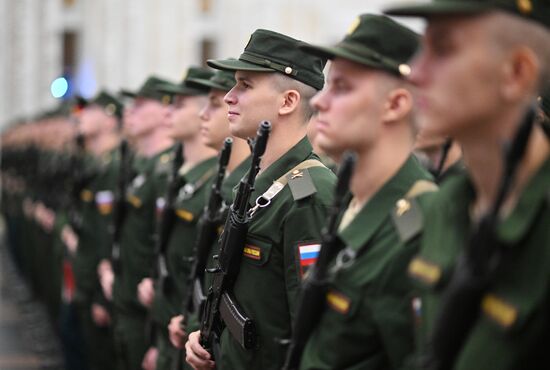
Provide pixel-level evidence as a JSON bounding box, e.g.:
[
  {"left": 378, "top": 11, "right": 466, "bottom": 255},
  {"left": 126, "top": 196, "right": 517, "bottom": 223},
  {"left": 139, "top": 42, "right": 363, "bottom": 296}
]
[{"left": 1, "top": 0, "right": 421, "bottom": 127}]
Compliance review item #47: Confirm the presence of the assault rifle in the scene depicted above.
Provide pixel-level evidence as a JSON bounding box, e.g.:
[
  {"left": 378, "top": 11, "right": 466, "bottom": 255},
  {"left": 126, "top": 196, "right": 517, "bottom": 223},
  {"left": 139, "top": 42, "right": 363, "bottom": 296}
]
[
  {"left": 199, "top": 121, "right": 271, "bottom": 363},
  {"left": 424, "top": 106, "right": 536, "bottom": 370},
  {"left": 282, "top": 152, "right": 356, "bottom": 370}
]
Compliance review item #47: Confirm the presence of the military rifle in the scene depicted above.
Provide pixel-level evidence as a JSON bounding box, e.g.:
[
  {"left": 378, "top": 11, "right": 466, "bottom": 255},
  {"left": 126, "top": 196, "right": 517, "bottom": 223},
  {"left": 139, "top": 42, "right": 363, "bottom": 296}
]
[
  {"left": 425, "top": 105, "right": 536, "bottom": 370},
  {"left": 153, "top": 142, "right": 185, "bottom": 294},
  {"left": 199, "top": 121, "right": 271, "bottom": 363},
  {"left": 281, "top": 152, "right": 355, "bottom": 370}
]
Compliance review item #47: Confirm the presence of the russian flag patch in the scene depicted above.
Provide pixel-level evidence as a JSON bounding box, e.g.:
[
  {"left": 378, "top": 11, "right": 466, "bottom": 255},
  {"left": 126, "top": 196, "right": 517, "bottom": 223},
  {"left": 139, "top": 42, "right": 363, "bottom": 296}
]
[{"left": 298, "top": 243, "right": 321, "bottom": 276}]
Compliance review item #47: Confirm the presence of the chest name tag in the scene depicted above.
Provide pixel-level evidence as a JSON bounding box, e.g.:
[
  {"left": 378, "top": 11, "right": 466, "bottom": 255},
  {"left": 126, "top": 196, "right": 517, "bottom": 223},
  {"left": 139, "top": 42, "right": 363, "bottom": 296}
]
[
  {"left": 326, "top": 290, "right": 351, "bottom": 315},
  {"left": 80, "top": 189, "right": 94, "bottom": 202},
  {"left": 127, "top": 194, "right": 142, "bottom": 208},
  {"left": 482, "top": 294, "right": 518, "bottom": 328},
  {"left": 243, "top": 245, "right": 261, "bottom": 260},
  {"left": 408, "top": 257, "right": 442, "bottom": 286}
]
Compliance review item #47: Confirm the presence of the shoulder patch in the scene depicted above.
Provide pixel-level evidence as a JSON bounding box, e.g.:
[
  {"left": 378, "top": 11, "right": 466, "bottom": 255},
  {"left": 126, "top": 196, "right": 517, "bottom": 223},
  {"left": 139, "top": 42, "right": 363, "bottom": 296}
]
[
  {"left": 287, "top": 168, "right": 317, "bottom": 201},
  {"left": 391, "top": 197, "right": 424, "bottom": 242}
]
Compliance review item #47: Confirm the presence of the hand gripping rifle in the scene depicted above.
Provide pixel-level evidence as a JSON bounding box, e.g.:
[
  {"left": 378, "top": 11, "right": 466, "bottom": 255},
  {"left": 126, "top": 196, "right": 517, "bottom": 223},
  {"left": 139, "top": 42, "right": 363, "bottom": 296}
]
[
  {"left": 111, "top": 139, "right": 133, "bottom": 274},
  {"left": 282, "top": 152, "right": 356, "bottom": 370},
  {"left": 199, "top": 121, "right": 271, "bottom": 363},
  {"left": 153, "top": 142, "right": 185, "bottom": 294},
  {"left": 424, "top": 106, "right": 536, "bottom": 370},
  {"left": 171, "top": 138, "right": 232, "bottom": 370}
]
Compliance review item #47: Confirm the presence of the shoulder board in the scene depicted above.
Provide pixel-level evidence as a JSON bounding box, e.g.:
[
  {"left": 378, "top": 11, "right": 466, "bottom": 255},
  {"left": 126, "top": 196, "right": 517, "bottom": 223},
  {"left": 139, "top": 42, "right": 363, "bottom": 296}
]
[
  {"left": 287, "top": 168, "right": 317, "bottom": 201},
  {"left": 155, "top": 155, "right": 172, "bottom": 175},
  {"left": 391, "top": 180, "right": 438, "bottom": 243}
]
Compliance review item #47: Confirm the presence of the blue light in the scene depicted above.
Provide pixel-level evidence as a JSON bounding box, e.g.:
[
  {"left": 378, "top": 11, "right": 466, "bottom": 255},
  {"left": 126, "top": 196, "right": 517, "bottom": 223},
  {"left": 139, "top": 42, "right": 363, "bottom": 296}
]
[{"left": 50, "top": 77, "right": 69, "bottom": 98}]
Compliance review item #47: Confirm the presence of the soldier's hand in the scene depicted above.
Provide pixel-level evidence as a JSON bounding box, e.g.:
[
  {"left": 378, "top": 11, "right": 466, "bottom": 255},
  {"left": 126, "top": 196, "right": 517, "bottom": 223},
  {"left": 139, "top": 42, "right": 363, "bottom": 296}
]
[
  {"left": 137, "top": 277, "right": 155, "bottom": 308},
  {"left": 61, "top": 225, "right": 79, "bottom": 255},
  {"left": 99, "top": 264, "right": 115, "bottom": 301},
  {"left": 185, "top": 331, "right": 215, "bottom": 369},
  {"left": 91, "top": 303, "right": 111, "bottom": 327},
  {"left": 141, "top": 346, "right": 158, "bottom": 370},
  {"left": 168, "top": 315, "right": 187, "bottom": 349}
]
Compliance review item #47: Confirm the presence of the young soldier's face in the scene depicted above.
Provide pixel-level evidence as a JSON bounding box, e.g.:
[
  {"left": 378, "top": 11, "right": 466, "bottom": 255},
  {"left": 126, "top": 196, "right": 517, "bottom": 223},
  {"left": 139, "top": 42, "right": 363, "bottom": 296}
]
[
  {"left": 79, "top": 106, "right": 112, "bottom": 139},
  {"left": 200, "top": 89, "right": 231, "bottom": 150},
  {"left": 408, "top": 14, "right": 503, "bottom": 138},
  {"left": 125, "top": 98, "right": 169, "bottom": 139},
  {"left": 168, "top": 95, "right": 207, "bottom": 141},
  {"left": 311, "top": 58, "right": 388, "bottom": 156},
  {"left": 224, "top": 71, "right": 280, "bottom": 139}
]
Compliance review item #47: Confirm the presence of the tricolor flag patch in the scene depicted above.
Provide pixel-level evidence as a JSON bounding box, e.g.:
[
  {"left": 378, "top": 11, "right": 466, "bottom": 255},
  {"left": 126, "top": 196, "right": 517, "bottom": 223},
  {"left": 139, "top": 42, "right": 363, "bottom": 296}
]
[
  {"left": 95, "top": 191, "right": 114, "bottom": 215},
  {"left": 298, "top": 243, "right": 321, "bottom": 276}
]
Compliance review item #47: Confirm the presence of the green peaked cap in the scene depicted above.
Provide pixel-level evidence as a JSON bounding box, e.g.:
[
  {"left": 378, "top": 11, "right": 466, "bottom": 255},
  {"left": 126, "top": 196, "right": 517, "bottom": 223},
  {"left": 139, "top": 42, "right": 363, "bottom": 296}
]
[
  {"left": 120, "top": 76, "right": 174, "bottom": 104},
  {"left": 385, "top": 0, "right": 550, "bottom": 30},
  {"left": 157, "top": 66, "right": 214, "bottom": 96},
  {"left": 207, "top": 29, "right": 327, "bottom": 90},
  {"left": 90, "top": 90, "right": 123, "bottom": 118},
  {"left": 301, "top": 14, "right": 419, "bottom": 77},
  {"left": 187, "top": 68, "right": 236, "bottom": 92}
]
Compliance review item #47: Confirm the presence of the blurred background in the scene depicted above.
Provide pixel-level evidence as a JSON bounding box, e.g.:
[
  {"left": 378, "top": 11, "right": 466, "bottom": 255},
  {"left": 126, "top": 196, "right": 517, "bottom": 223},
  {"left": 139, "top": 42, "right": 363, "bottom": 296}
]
[{"left": 1, "top": 0, "right": 422, "bottom": 129}]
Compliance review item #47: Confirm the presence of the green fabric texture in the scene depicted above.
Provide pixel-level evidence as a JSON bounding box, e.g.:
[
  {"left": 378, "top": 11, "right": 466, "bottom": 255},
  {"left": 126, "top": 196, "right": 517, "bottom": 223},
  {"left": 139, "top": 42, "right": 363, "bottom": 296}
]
[
  {"left": 207, "top": 29, "right": 327, "bottom": 90},
  {"left": 409, "top": 156, "right": 550, "bottom": 369},
  {"left": 120, "top": 76, "right": 175, "bottom": 103},
  {"left": 219, "top": 137, "right": 336, "bottom": 370},
  {"left": 90, "top": 90, "right": 124, "bottom": 119},
  {"left": 157, "top": 66, "right": 214, "bottom": 96},
  {"left": 300, "top": 156, "right": 433, "bottom": 370},
  {"left": 301, "top": 14, "right": 419, "bottom": 77},
  {"left": 188, "top": 69, "right": 237, "bottom": 92},
  {"left": 385, "top": 0, "right": 550, "bottom": 30}
]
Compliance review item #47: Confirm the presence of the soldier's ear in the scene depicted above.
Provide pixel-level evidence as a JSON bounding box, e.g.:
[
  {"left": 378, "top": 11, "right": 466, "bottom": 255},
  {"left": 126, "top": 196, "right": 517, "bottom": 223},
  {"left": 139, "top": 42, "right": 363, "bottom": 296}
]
[
  {"left": 382, "top": 87, "right": 413, "bottom": 124},
  {"left": 278, "top": 89, "right": 301, "bottom": 117},
  {"left": 500, "top": 46, "right": 539, "bottom": 103}
]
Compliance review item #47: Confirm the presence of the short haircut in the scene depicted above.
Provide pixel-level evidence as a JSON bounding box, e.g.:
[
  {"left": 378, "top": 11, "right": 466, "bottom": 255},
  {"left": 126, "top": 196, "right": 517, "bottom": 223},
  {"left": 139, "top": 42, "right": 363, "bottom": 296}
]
[{"left": 270, "top": 73, "right": 319, "bottom": 123}]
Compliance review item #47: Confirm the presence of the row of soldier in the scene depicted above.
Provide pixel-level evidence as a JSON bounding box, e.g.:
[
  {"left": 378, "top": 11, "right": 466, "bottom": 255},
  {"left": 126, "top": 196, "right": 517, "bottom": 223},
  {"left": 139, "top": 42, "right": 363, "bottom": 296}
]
[{"left": 2, "top": 1, "right": 550, "bottom": 370}]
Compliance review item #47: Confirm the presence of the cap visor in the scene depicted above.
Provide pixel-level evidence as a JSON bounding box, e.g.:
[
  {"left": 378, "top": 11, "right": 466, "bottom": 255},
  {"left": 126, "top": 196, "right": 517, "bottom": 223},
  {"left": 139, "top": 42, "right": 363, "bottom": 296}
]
[
  {"left": 187, "top": 78, "right": 227, "bottom": 92},
  {"left": 156, "top": 84, "right": 206, "bottom": 96},
  {"left": 207, "top": 58, "right": 275, "bottom": 72},
  {"left": 301, "top": 44, "right": 389, "bottom": 72},
  {"left": 385, "top": 1, "right": 491, "bottom": 17},
  {"left": 119, "top": 89, "right": 137, "bottom": 98}
]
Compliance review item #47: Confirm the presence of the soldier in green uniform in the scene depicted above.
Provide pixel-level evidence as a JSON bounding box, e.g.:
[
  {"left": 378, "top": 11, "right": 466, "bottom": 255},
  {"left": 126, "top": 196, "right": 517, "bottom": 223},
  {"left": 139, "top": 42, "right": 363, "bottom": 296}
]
[
  {"left": 185, "top": 29, "right": 337, "bottom": 370},
  {"left": 296, "top": 14, "right": 434, "bottom": 369},
  {"left": 384, "top": 1, "right": 550, "bottom": 368},
  {"left": 134, "top": 67, "right": 219, "bottom": 370},
  {"left": 104, "top": 76, "right": 175, "bottom": 370},
  {"left": 72, "top": 91, "right": 123, "bottom": 370},
  {"left": 166, "top": 69, "right": 252, "bottom": 352}
]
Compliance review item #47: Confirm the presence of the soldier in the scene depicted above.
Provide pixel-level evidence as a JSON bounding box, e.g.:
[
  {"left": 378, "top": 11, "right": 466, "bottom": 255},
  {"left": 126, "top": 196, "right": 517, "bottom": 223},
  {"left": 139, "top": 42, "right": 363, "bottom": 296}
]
[
  {"left": 295, "top": 14, "right": 434, "bottom": 369},
  {"left": 135, "top": 67, "right": 219, "bottom": 370},
  {"left": 185, "top": 29, "right": 337, "bottom": 370},
  {"left": 166, "top": 69, "right": 252, "bottom": 352},
  {"left": 72, "top": 91, "right": 123, "bottom": 370},
  {"left": 102, "top": 76, "right": 175, "bottom": 370},
  {"left": 385, "top": 0, "right": 550, "bottom": 368}
]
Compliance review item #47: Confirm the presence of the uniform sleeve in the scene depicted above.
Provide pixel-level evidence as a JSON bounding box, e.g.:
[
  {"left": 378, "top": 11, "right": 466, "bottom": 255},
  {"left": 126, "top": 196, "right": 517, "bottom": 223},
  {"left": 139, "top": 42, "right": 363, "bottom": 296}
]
[{"left": 282, "top": 198, "right": 331, "bottom": 321}]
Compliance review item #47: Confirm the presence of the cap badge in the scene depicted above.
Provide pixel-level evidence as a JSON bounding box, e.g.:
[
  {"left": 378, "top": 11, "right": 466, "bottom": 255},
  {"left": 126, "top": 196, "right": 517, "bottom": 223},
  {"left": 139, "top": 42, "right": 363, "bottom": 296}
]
[
  {"left": 162, "top": 95, "right": 171, "bottom": 105},
  {"left": 517, "top": 0, "right": 533, "bottom": 14},
  {"left": 346, "top": 16, "right": 361, "bottom": 35},
  {"left": 399, "top": 64, "right": 412, "bottom": 77},
  {"left": 396, "top": 198, "right": 411, "bottom": 216},
  {"left": 105, "top": 103, "right": 116, "bottom": 116}
]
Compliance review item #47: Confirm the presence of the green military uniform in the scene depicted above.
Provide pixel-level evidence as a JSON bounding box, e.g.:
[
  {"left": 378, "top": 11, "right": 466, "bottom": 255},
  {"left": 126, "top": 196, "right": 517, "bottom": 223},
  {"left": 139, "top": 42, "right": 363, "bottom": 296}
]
[
  {"left": 300, "top": 157, "right": 434, "bottom": 369},
  {"left": 297, "top": 14, "right": 432, "bottom": 369},
  {"left": 384, "top": 0, "right": 550, "bottom": 369},
  {"left": 114, "top": 75, "right": 176, "bottom": 370},
  {"left": 151, "top": 156, "right": 217, "bottom": 369},
  {"left": 150, "top": 67, "right": 216, "bottom": 370},
  {"left": 207, "top": 29, "right": 336, "bottom": 369},
  {"left": 224, "top": 138, "right": 335, "bottom": 369}
]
